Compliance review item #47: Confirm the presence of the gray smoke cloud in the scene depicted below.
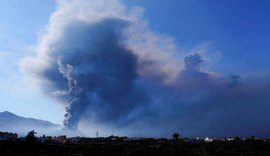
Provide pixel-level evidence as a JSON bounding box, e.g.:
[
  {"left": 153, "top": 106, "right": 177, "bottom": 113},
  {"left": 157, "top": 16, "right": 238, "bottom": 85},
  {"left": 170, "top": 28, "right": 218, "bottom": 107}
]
[
  {"left": 57, "top": 19, "right": 147, "bottom": 129},
  {"left": 21, "top": 0, "right": 270, "bottom": 138}
]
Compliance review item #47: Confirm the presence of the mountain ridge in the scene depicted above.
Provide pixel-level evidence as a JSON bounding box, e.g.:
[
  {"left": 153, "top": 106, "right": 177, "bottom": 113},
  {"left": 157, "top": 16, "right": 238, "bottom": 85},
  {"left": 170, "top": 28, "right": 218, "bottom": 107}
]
[
  {"left": 0, "top": 111, "right": 63, "bottom": 136},
  {"left": 0, "top": 111, "right": 60, "bottom": 127}
]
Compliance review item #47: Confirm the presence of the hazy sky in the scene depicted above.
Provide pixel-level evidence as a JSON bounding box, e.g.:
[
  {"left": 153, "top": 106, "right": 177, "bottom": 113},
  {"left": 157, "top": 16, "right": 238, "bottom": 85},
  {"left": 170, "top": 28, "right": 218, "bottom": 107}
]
[
  {"left": 1, "top": 0, "right": 270, "bottom": 137},
  {"left": 0, "top": 0, "right": 62, "bottom": 123}
]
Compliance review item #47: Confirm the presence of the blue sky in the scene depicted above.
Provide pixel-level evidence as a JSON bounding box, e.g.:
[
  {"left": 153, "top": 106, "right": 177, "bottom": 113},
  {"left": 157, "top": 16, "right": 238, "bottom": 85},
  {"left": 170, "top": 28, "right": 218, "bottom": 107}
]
[
  {"left": 0, "top": 0, "right": 61, "bottom": 123},
  {"left": 1, "top": 0, "right": 270, "bottom": 126},
  {"left": 124, "top": 0, "right": 270, "bottom": 74}
]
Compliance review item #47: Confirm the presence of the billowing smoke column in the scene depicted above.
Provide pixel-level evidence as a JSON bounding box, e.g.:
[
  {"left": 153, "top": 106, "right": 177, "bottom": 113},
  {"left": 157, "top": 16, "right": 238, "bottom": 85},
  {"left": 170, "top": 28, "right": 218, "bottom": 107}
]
[
  {"left": 55, "top": 19, "right": 141, "bottom": 129},
  {"left": 22, "top": 0, "right": 270, "bottom": 137}
]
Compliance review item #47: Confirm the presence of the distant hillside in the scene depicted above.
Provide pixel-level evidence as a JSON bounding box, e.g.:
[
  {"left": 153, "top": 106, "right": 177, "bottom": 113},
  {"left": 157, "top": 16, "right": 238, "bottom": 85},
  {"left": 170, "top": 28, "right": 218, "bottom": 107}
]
[{"left": 0, "top": 111, "right": 62, "bottom": 136}]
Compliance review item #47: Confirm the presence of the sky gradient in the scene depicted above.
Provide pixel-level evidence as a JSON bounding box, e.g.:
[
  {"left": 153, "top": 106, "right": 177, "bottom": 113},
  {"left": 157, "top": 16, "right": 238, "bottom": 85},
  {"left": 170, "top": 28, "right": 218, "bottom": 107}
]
[{"left": 1, "top": 0, "right": 270, "bottom": 137}]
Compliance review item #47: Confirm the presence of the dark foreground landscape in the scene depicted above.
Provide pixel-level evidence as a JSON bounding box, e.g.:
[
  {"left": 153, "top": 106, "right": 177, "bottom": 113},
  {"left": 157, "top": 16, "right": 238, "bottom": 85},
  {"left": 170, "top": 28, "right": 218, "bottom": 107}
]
[{"left": 1, "top": 133, "right": 270, "bottom": 156}]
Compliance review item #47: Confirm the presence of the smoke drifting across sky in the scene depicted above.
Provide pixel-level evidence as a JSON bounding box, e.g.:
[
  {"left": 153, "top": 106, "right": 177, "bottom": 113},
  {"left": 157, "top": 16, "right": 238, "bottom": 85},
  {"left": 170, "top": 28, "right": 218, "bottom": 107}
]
[{"left": 22, "top": 0, "right": 270, "bottom": 138}]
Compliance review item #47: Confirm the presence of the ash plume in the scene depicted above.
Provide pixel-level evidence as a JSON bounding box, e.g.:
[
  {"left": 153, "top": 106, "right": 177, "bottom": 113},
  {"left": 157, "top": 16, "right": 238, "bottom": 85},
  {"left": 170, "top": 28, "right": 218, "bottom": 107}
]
[
  {"left": 54, "top": 19, "right": 142, "bottom": 129},
  {"left": 21, "top": 0, "right": 270, "bottom": 137}
]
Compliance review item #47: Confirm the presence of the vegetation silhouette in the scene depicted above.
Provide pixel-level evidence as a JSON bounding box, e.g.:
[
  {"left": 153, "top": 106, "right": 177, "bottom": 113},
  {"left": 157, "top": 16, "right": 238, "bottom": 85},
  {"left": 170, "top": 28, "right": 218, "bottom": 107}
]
[
  {"left": 1, "top": 131, "right": 270, "bottom": 156},
  {"left": 172, "top": 133, "right": 180, "bottom": 140},
  {"left": 25, "top": 130, "right": 37, "bottom": 143}
]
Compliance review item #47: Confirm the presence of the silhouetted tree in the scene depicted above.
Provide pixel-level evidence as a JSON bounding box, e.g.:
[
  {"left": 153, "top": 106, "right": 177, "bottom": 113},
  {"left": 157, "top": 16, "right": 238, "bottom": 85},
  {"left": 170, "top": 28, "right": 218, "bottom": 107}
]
[
  {"left": 25, "top": 130, "right": 37, "bottom": 143},
  {"left": 172, "top": 133, "right": 180, "bottom": 140},
  {"left": 250, "top": 135, "right": 256, "bottom": 140},
  {"left": 235, "top": 136, "right": 241, "bottom": 141}
]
